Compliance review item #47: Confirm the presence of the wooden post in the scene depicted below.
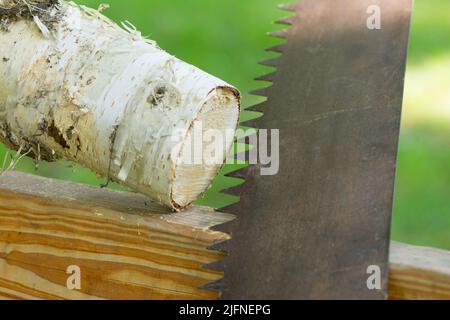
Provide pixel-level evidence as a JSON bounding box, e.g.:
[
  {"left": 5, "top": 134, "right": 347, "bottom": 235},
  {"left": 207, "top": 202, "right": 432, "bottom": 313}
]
[
  {"left": 389, "top": 242, "right": 450, "bottom": 300},
  {"left": 0, "top": 171, "right": 234, "bottom": 300}
]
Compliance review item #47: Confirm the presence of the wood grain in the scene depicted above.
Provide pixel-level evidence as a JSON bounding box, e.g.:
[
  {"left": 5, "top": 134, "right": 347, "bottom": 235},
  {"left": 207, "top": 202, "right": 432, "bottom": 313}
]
[
  {"left": 389, "top": 241, "right": 450, "bottom": 300},
  {"left": 2, "top": 172, "right": 450, "bottom": 300},
  {"left": 0, "top": 171, "right": 234, "bottom": 300}
]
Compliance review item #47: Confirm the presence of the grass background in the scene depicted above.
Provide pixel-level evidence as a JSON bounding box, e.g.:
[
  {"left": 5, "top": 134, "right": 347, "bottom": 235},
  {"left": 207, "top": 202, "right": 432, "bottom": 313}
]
[{"left": 1, "top": 0, "right": 449, "bottom": 249}]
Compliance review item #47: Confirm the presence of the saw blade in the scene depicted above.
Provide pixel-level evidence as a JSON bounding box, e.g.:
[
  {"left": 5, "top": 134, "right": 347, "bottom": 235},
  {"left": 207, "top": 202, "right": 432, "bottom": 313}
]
[{"left": 211, "top": 0, "right": 413, "bottom": 299}]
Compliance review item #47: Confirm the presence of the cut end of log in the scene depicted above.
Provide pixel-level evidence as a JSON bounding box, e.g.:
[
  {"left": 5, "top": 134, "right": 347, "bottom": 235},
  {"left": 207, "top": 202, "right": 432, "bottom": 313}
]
[{"left": 172, "top": 87, "right": 240, "bottom": 209}]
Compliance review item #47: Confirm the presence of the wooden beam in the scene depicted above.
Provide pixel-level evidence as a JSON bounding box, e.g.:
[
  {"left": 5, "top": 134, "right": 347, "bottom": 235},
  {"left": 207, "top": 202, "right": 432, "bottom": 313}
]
[
  {"left": 1, "top": 171, "right": 450, "bottom": 300},
  {"left": 0, "top": 171, "right": 234, "bottom": 300},
  {"left": 389, "top": 241, "right": 450, "bottom": 300}
]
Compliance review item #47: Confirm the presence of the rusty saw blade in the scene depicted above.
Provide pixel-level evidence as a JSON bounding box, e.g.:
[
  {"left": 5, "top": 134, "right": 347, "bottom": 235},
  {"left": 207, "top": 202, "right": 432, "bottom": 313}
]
[{"left": 211, "top": 0, "right": 413, "bottom": 299}]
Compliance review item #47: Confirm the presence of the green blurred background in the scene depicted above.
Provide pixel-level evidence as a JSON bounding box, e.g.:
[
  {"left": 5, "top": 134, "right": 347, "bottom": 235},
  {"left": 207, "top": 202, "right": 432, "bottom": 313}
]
[{"left": 1, "top": 1, "right": 449, "bottom": 249}]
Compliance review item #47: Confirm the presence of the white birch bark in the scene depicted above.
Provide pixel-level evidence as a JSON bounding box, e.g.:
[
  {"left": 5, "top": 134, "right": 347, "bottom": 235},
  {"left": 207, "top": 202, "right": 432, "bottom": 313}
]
[{"left": 0, "top": 1, "right": 240, "bottom": 210}]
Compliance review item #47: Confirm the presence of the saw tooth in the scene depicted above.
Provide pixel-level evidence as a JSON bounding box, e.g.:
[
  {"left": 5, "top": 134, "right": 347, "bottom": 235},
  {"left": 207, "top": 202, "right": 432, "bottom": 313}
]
[
  {"left": 205, "top": 214, "right": 236, "bottom": 252},
  {"left": 246, "top": 101, "right": 267, "bottom": 114},
  {"left": 237, "top": 119, "right": 262, "bottom": 130},
  {"left": 239, "top": 110, "right": 263, "bottom": 123},
  {"left": 221, "top": 180, "right": 248, "bottom": 198},
  {"left": 269, "top": 29, "right": 290, "bottom": 39},
  {"left": 258, "top": 56, "right": 280, "bottom": 67},
  {"left": 266, "top": 43, "right": 286, "bottom": 53},
  {"left": 224, "top": 167, "right": 248, "bottom": 180},
  {"left": 249, "top": 87, "right": 271, "bottom": 97},
  {"left": 203, "top": 253, "right": 228, "bottom": 271},
  {"left": 206, "top": 219, "right": 236, "bottom": 251},
  {"left": 278, "top": 2, "right": 298, "bottom": 12},
  {"left": 199, "top": 278, "right": 224, "bottom": 293},
  {"left": 275, "top": 16, "right": 295, "bottom": 25},
  {"left": 255, "top": 71, "right": 276, "bottom": 82},
  {"left": 218, "top": 175, "right": 246, "bottom": 191},
  {"left": 221, "top": 162, "right": 247, "bottom": 175}
]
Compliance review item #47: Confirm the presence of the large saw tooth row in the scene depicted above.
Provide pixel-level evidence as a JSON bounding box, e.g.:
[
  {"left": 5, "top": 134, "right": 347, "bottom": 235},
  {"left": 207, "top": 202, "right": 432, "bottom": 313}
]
[
  {"left": 218, "top": 1, "right": 297, "bottom": 203},
  {"left": 201, "top": 2, "right": 298, "bottom": 297}
]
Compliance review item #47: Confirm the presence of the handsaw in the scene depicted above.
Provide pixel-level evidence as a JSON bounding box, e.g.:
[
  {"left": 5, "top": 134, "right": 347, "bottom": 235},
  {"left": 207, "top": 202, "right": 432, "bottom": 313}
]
[{"left": 211, "top": 0, "right": 413, "bottom": 299}]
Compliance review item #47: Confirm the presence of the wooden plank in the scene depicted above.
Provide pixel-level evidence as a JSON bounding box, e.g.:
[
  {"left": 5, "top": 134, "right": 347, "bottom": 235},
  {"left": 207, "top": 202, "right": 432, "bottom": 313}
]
[
  {"left": 0, "top": 171, "right": 234, "bottom": 300},
  {"left": 389, "top": 241, "right": 450, "bottom": 300},
  {"left": 2, "top": 171, "right": 450, "bottom": 300}
]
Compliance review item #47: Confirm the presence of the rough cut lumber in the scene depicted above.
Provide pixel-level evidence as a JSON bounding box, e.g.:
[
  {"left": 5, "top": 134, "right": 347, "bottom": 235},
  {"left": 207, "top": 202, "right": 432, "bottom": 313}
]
[
  {"left": 1, "top": 172, "right": 450, "bottom": 300},
  {"left": 389, "top": 241, "right": 450, "bottom": 300},
  {"left": 0, "top": 0, "right": 240, "bottom": 210},
  {"left": 0, "top": 171, "right": 234, "bottom": 300}
]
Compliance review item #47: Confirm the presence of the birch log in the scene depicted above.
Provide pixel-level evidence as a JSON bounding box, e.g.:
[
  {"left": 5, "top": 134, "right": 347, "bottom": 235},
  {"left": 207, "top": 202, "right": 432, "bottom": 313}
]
[{"left": 0, "top": 0, "right": 240, "bottom": 210}]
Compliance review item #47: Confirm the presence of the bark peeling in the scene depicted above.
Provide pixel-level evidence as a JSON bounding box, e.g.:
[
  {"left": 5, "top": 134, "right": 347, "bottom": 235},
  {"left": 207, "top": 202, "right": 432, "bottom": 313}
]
[{"left": 0, "top": 0, "right": 61, "bottom": 32}]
